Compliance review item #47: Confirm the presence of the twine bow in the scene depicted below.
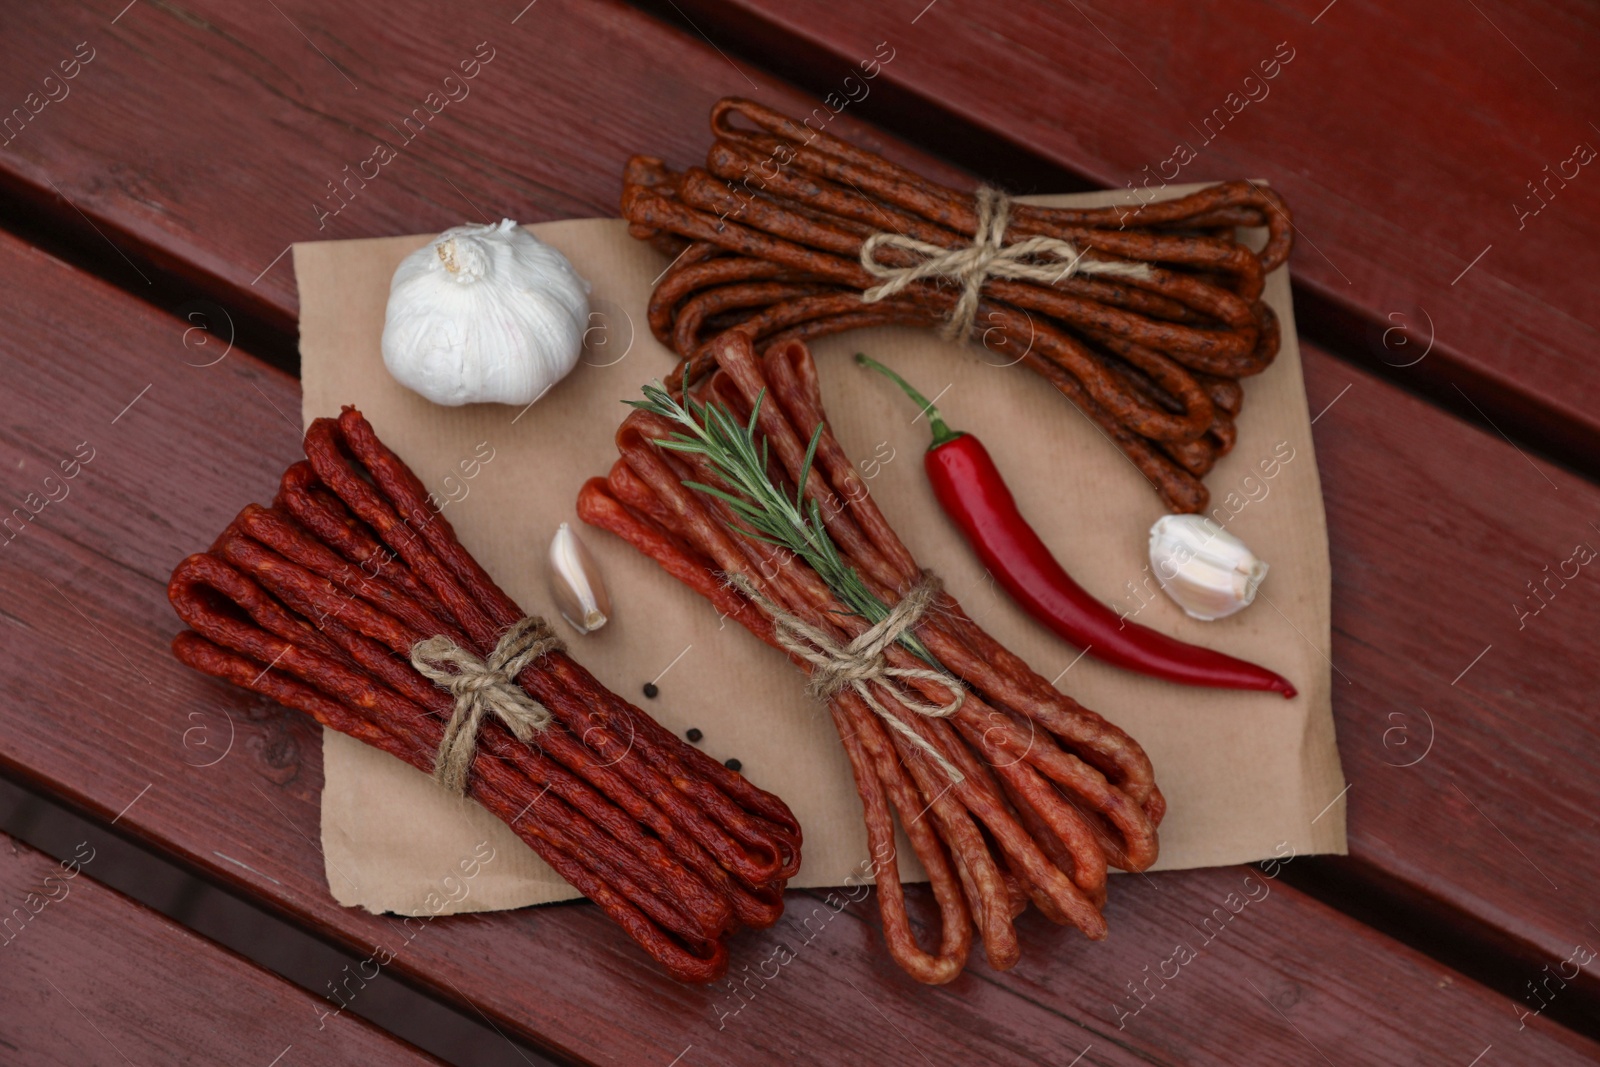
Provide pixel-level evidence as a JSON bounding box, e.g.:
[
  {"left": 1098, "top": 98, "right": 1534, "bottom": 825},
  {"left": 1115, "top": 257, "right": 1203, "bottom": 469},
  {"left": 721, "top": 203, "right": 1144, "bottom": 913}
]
[
  {"left": 859, "top": 185, "right": 1154, "bottom": 342},
  {"left": 411, "top": 617, "right": 566, "bottom": 794},
  {"left": 730, "top": 571, "right": 967, "bottom": 784}
]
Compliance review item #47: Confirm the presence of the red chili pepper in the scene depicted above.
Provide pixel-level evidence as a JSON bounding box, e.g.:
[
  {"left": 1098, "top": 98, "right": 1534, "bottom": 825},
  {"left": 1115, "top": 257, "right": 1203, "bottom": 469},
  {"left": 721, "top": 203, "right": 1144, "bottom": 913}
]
[{"left": 857, "top": 353, "right": 1295, "bottom": 699}]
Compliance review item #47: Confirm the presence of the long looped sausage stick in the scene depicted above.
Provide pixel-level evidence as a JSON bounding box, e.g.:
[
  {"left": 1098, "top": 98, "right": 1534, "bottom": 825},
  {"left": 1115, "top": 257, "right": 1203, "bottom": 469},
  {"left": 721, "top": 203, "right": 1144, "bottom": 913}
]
[
  {"left": 621, "top": 97, "right": 1295, "bottom": 513},
  {"left": 578, "top": 332, "right": 1161, "bottom": 983}
]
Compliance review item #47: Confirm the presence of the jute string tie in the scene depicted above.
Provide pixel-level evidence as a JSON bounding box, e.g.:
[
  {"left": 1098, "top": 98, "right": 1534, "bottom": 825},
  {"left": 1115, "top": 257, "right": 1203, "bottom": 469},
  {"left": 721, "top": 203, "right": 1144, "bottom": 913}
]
[
  {"left": 859, "top": 185, "right": 1154, "bottom": 342},
  {"left": 411, "top": 616, "right": 566, "bottom": 794},
  {"left": 730, "top": 571, "right": 967, "bottom": 784}
]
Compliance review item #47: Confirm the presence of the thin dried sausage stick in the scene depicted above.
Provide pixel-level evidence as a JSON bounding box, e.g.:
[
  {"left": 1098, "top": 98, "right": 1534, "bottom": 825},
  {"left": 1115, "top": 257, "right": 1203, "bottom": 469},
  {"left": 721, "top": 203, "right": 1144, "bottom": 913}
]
[
  {"left": 213, "top": 524, "right": 765, "bottom": 932},
  {"left": 169, "top": 560, "right": 729, "bottom": 956},
  {"left": 173, "top": 632, "right": 731, "bottom": 983},
  {"left": 315, "top": 411, "right": 800, "bottom": 888},
  {"left": 829, "top": 697, "right": 970, "bottom": 985}
]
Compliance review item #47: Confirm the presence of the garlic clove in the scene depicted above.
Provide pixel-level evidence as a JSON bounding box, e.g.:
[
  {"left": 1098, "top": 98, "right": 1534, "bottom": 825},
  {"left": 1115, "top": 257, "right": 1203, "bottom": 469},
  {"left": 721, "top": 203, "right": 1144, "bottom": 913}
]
[
  {"left": 1147, "top": 514, "right": 1269, "bottom": 621},
  {"left": 549, "top": 522, "right": 612, "bottom": 634}
]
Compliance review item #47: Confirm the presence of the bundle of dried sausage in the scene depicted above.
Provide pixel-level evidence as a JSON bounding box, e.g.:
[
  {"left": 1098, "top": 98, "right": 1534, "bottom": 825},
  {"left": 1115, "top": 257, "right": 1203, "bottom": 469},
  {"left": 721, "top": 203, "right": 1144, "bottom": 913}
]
[
  {"left": 577, "top": 332, "right": 1162, "bottom": 983},
  {"left": 622, "top": 97, "right": 1294, "bottom": 513},
  {"left": 168, "top": 406, "right": 800, "bottom": 983}
]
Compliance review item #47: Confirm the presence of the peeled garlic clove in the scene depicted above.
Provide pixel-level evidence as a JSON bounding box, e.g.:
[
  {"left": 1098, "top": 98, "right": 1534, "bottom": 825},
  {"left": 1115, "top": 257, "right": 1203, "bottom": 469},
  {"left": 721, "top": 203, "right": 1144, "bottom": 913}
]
[
  {"left": 1148, "top": 514, "right": 1268, "bottom": 621},
  {"left": 549, "top": 522, "right": 611, "bottom": 634}
]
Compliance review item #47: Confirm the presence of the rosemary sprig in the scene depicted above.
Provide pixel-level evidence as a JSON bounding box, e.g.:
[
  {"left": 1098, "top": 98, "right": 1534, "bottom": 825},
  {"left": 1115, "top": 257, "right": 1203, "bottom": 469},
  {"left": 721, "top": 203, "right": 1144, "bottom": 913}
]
[{"left": 629, "top": 381, "right": 935, "bottom": 664}]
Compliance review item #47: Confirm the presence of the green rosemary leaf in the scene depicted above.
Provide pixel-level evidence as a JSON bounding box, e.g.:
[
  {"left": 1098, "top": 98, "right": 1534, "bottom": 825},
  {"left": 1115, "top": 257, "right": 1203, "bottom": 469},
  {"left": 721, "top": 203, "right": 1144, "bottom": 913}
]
[
  {"left": 797, "top": 422, "right": 823, "bottom": 512},
  {"left": 746, "top": 390, "right": 763, "bottom": 436},
  {"left": 630, "top": 380, "right": 936, "bottom": 665}
]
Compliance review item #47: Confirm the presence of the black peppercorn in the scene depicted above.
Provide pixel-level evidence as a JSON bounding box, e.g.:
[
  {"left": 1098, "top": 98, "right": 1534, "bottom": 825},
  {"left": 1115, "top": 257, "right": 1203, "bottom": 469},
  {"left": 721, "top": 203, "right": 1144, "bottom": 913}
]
[
  {"left": 686, "top": 728, "right": 703, "bottom": 743},
  {"left": 724, "top": 757, "right": 742, "bottom": 772},
  {"left": 642, "top": 682, "right": 659, "bottom": 699}
]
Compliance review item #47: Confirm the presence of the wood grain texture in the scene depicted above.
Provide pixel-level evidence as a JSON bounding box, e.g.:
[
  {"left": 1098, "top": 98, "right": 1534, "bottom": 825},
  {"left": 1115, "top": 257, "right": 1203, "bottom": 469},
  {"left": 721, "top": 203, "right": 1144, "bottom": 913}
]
[
  {"left": 0, "top": 0, "right": 968, "bottom": 336},
  {"left": 658, "top": 0, "right": 1600, "bottom": 465},
  {"left": 1303, "top": 346, "right": 1600, "bottom": 1014},
  {"left": 0, "top": 192, "right": 1597, "bottom": 1062},
  {"left": 0, "top": 0, "right": 1598, "bottom": 1060},
  {"left": 0, "top": 830, "right": 444, "bottom": 1065},
  {"left": 0, "top": 0, "right": 1594, "bottom": 1004}
]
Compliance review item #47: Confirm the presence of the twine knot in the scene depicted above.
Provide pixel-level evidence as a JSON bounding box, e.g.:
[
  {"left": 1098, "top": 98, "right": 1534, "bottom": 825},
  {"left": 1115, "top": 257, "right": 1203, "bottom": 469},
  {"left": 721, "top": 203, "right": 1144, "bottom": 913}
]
[
  {"left": 730, "top": 571, "right": 967, "bottom": 783},
  {"left": 411, "top": 617, "right": 566, "bottom": 794},
  {"left": 859, "top": 185, "right": 1154, "bottom": 342}
]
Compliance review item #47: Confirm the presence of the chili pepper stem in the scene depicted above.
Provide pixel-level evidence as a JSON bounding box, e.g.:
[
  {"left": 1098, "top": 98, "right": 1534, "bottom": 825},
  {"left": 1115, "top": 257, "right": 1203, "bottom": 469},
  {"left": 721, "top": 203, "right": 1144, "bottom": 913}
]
[{"left": 855, "top": 352, "right": 964, "bottom": 447}]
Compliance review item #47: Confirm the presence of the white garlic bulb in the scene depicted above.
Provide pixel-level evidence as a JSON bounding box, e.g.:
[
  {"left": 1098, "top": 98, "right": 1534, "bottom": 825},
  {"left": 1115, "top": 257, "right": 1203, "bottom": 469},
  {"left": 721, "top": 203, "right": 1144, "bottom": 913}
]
[
  {"left": 381, "top": 219, "right": 590, "bottom": 407},
  {"left": 549, "top": 522, "right": 611, "bottom": 634},
  {"left": 1148, "top": 514, "right": 1269, "bottom": 621}
]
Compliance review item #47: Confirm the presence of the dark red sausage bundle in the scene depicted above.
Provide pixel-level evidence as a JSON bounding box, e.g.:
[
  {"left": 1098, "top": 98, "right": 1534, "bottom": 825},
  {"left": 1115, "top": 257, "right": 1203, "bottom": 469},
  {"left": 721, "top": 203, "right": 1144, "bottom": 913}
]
[
  {"left": 578, "top": 332, "right": 1163, "bottom": 983},
  {"left": 622, "top": 97, "right": 1294, "bottom": 513},
  {"left": 168, "top": 406, "right": 801, "bottom": 982}
]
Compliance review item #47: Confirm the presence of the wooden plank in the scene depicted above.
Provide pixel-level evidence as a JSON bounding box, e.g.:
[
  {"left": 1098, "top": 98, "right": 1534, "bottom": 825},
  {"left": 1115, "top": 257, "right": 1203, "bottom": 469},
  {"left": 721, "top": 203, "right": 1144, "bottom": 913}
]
[
  {"left": 0, "top": 0, "right": 969, "bottom": 338},
  {"left": 2, "top": 201, "right": 1599, "bottom": 1062},
  {"left": 1301, "top": 346, "right": 1600, "bottom": 1016},
  {"left": 651, "top": 0, "right": 1600, "bottom": 466},
  {"left": 1, "top": 0, "right": 1598, "bottom": 1053},
  {"left": 0, "top": 830, "right": 445, "bottom": 1064},
  {"left": 0, "top": 0, "right": 1593, "bottom": 1010}
]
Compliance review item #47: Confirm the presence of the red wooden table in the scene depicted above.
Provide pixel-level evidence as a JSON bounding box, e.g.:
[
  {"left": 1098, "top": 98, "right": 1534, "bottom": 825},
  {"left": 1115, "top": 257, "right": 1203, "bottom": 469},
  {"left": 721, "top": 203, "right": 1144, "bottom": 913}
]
[
  {"left": 0, "top": 830, "right": 444, "bottom": 1064},
  {"left": 2, "top": 2, "right": 1597, "bottom": 1063}
]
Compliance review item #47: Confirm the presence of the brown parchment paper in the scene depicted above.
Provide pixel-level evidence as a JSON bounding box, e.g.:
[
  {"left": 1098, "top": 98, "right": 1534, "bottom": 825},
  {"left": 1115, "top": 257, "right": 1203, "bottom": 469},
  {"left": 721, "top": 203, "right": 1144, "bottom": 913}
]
[{"left": 295, "top": 185, "right": 1346, "bottom": 917}]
